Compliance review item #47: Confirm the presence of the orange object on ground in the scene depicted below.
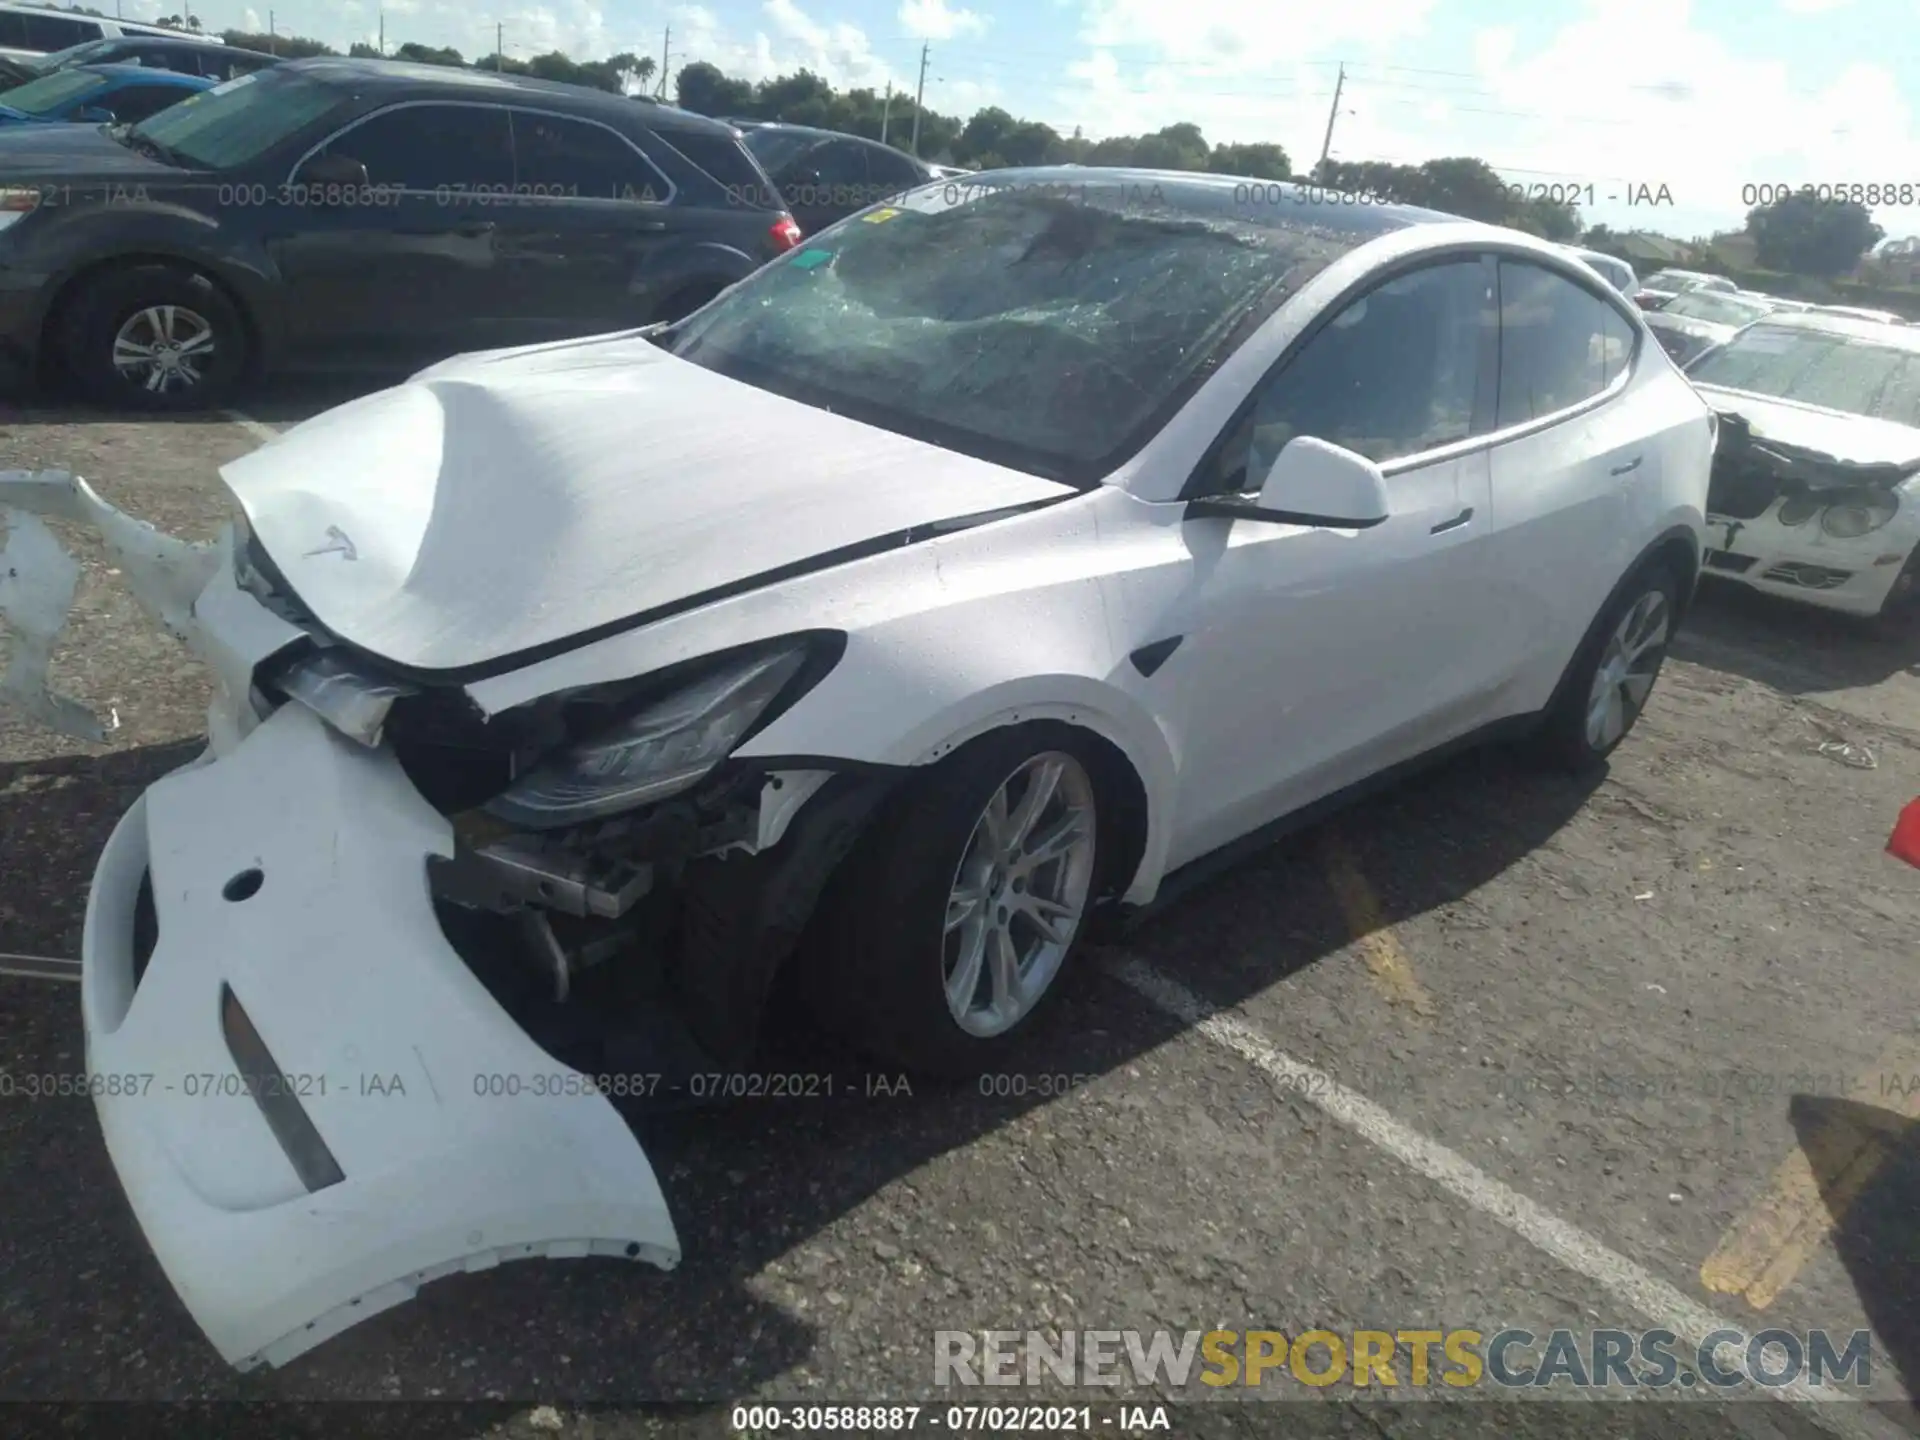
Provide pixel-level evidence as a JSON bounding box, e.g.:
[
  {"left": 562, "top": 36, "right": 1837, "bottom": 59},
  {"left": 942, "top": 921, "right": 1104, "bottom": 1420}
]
[{"left": 1891, "top": 797, "right": 1920, "bottom": 869}]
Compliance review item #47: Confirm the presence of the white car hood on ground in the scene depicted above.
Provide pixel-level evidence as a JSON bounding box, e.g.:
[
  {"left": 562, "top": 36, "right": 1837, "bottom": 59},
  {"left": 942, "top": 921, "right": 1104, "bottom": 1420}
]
[{"left": 221, "top": 336, "right": 1076, "bottom": 674}]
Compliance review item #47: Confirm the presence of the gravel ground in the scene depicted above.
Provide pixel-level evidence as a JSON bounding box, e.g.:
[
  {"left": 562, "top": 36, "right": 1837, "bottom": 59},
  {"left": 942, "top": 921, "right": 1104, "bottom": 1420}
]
[{"left": 2, "top": 386, "right": 1918, "bottom": 1440}]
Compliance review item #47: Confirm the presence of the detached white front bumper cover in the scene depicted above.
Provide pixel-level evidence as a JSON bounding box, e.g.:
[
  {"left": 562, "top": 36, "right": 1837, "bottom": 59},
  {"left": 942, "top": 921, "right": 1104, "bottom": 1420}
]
[{"left": 84, "top": 701, "right": 680, "bottom": 1369}]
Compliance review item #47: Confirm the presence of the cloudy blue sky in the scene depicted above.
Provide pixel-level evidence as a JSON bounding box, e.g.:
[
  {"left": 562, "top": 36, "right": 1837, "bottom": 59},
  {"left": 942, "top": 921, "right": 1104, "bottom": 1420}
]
[{"left": 121, "top": 0, "right": 1918, "bottom": 240}]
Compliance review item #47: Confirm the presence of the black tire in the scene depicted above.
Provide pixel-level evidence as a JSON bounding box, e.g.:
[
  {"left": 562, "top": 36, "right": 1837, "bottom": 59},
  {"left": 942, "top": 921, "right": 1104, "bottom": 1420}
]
[
  {"left": 1867, "top": 546, "right": 1920, "bottom": 641},
  {"left": 652, "top": 279, "right": 726, "bottom": 325},
  {"left": 58, "top": 262, "right": 249, "bottom": 412},
  {"left": 1532, "top": 562, "right": 1682, "bottom": 772},
  {"left": 805, "top": 723, "right": 1108, "bottom": 1078}
]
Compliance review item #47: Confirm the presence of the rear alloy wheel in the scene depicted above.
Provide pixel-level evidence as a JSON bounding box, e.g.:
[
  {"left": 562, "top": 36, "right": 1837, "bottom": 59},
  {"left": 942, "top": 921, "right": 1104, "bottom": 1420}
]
[
  {"left": 1535, "top": 566, "right": 1679, "bottom": 770},
  {"left": 808, "top": 725, "right": 1104, "bottom": 1076},
  {"left": 60, "top": 263, "right": 247, "bottom": 411}
]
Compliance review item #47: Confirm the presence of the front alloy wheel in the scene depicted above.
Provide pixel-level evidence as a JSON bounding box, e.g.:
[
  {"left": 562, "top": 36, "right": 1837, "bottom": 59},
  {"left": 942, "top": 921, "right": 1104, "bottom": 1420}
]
[
  {"left": 942, "top": 752, "right": 1097, "bottom": 1038},
  {"left": 112, "top": 305, "right": 217, "bottom": 396},
  {"left": 808, "top": 724, "right": 1107, "bottom": 1077}
]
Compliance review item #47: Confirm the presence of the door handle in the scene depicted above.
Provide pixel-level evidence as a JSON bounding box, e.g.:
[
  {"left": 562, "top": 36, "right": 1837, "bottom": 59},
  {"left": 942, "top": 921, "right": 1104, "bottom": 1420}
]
[
  {"left": 631, "top": 219, "right": 668, "bottom": 231},
  {"left": 1429, "top": 506, "right": 1473, "bottom": 535},
  {"left": 1610, "top": 456, "right": 1642, "bottom": 476},
  {"left": 454, "top": 220, "right": 495, "bottom": 237}
]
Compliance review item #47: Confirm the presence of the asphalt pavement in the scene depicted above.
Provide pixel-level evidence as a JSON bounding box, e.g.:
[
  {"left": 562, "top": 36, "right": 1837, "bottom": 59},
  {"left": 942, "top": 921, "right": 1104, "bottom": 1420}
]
[{"left": 2, "top": 382, "right": 1918, "bottom": 1440}]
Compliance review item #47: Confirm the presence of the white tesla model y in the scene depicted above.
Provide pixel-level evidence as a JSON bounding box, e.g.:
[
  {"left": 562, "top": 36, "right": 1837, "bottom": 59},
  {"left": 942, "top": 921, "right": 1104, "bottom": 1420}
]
[{"left": 0, "top": 168, "right": 1712, "bottom": 1370}]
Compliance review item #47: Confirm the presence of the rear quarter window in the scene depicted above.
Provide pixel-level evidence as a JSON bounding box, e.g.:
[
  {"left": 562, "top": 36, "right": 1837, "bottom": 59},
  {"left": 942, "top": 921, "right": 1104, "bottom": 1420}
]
[{"left": 653, "top": 128, "right": 777, "bottom": 206}]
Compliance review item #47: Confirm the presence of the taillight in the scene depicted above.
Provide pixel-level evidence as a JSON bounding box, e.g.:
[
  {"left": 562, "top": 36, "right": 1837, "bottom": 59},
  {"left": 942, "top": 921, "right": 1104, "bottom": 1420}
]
[
  {"left": 0, "top": 186, "right": 41, "bottom": 233},
  {"left": 769, "top": 213, "right": 802, "bottom": 251}
]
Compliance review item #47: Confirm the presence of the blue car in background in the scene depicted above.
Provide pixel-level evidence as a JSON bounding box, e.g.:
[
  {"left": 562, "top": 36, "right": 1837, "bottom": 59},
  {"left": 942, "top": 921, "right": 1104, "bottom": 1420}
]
[{"left": 0, "top": 62, "right": 210, "bottom": 127}]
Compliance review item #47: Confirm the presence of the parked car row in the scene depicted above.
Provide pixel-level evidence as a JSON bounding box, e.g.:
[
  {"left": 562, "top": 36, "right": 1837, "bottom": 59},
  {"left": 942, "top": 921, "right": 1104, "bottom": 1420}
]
[
  {"left": 0, "top": 0, "right": 193, "bottom": 66},
  {"left": 0, "top": 62, "right": 212, "bottom": 126},
  {"left": 0, "top": 33, "right": 279, "bottom": 87}
]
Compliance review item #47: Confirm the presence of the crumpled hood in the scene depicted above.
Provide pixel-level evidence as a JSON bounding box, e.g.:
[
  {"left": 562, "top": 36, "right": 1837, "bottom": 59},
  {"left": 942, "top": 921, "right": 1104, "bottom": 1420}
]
[
  {"left": 1694, "top": 387, "right": 1920, "bottom": 485},
  {"left": 221, "top": 334, "right": 1074, "bottom": 674}
]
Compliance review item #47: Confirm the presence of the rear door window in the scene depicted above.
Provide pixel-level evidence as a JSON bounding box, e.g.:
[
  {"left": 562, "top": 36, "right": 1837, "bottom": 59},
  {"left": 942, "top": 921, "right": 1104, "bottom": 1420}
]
[
  {"left": 864, "top": 143, "right": 926, "bottom": 201},
  {"left": 655, "top": 127, "right": 773, "bottom": 205},
  {"left": 1496, "top": 260, "right": 1635, "bottom": 427},
  {"left": 509, "top": 111, "right": 670, "bottom": 201},
  {"left": 317, "top": 103, "right": 514, "bottom": 193}
]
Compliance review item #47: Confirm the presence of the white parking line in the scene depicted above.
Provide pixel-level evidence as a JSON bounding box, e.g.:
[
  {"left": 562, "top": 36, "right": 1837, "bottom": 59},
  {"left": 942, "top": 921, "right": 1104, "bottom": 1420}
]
[
  {"left": 221, "top": 410, "right": 282, "bottom": 446},
  {"left": 1104, "top": 952, "right": 1896, "bottom": 1436},
  {"left": 0, "top": 952, "right": 80, "bottom": 984}
]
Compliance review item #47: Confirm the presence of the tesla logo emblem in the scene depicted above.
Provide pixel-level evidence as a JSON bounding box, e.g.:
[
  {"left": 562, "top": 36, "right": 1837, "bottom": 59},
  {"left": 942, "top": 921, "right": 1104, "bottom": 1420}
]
[{"left": 304, "top": 525, "right": 357, "bottom": 560}]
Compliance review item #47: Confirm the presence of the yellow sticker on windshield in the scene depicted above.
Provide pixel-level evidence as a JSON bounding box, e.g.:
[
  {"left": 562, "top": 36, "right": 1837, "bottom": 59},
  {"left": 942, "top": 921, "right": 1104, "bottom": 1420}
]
[{"left": 862, "top": 207, "right": 901, "bottom": 223}]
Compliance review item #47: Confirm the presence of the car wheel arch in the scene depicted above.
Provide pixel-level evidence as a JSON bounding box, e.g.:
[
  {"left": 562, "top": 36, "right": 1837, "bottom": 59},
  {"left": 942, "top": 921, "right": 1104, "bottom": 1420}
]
[
  {"left": 904, "top": 709, "right": 1158, "bottom": 907},
  {"left": 1540, "top": 522, "right": 1698, "bottom": 723},
  {"left": 41, "top": 252, "right": 264, "bottom": 379}
]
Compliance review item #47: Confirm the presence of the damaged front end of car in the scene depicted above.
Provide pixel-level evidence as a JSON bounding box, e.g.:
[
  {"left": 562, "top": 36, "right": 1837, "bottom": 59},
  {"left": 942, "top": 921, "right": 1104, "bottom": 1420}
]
[
  {"left": 0, "top": 468, "right": 895, "bottom": 1371},
  {"left": 1700, "top": 412, "right": 1920, "bottom": 612}
]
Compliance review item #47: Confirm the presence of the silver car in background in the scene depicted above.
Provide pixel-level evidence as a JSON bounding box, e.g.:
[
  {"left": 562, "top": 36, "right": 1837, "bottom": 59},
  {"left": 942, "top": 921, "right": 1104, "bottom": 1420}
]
[
  {"left": 1562, "top": 245, "right": 1638, "bottom": 296},
  {"left": 1645, "top": 290, "right": 1780, "bottom": 366}
]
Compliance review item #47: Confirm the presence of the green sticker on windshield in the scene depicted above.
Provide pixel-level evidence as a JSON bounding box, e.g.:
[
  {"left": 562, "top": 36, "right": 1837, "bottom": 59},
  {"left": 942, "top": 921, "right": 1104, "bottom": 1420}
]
[{"left": 790, "top": 248, "right": 832, "bottom": 268}]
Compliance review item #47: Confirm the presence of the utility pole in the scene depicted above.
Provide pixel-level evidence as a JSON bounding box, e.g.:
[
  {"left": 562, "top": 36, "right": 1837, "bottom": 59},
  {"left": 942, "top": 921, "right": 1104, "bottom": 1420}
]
[
  {"left": 377, "top": 9, "right": 384, "bottom": 56},
  {"left": 879, "top": 80, "right": 892, "bottom": 144},
  {"left": 1316, "top": 62, "right": 1345, "bottom": 177},
  {"left": 657, "top": 27, "right": 670, "bottom": 98},
  {"left": 268, "top": 9, "right": 275, "bottom": 53},
  {"left": 495, "top": 22, "right": 503, "bottom": 70},
  {"left": 909, "top": 42, "right": 928, "bottom": 156}
]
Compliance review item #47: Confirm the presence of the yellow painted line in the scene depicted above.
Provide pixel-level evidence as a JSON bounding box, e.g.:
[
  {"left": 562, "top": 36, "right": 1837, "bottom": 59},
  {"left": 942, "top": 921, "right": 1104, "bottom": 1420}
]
[
  {"left": 1320, "top": 834, "right": 1435, "bottom": 1017},
  {"left": 1700, "top": 1042, "right": 1920, "bottom": 1310}
]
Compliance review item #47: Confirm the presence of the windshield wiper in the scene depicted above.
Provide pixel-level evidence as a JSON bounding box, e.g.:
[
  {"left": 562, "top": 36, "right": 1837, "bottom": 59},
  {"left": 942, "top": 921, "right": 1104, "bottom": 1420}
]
[{"left": 120, "top": 129, "right": 188, "bottom": 166}]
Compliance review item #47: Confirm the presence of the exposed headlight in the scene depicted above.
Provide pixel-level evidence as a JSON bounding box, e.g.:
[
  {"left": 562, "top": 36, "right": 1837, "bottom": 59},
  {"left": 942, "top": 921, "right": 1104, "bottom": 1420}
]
[
  {"left": 486, "top": 643, "right": 811, "bottom": 829},
  {"left": 1776, "top": 495, "right": 1820, "bottom": 526},
  {"left": 1821, "top": 492, "right": 1899, "bottom": 539}
]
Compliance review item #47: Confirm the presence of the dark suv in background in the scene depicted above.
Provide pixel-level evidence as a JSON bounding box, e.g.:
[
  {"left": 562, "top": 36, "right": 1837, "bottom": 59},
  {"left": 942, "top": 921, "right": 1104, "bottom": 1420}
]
[
  {"left": 735, "top": 121, "right": 938, "bottom": 232},
  {"left": 0, "top": 58, "right": 798, "bottom": 409}
]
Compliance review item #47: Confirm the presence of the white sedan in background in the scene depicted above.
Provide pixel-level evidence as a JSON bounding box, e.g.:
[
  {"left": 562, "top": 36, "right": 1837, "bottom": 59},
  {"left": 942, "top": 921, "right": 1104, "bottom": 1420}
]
[
  {"left": 1688, "top": 311, "right": 1920, "bottom": 623},
  {"left": 0, "top": 170, "right": 1713, "bottom": 1372},
  {"left": 1644, "top": 290, "right": 1782, "bottom": 366}
]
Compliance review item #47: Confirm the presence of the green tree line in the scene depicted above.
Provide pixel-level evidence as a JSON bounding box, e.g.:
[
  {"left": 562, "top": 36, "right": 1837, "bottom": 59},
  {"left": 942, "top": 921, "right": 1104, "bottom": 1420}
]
[{"left": 20, "top": 0, "right": 1903, "bottom": 271}]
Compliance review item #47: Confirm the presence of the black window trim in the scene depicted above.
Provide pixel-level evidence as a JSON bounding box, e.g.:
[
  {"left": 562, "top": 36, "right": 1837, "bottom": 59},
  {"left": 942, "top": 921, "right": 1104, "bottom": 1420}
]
[
  {"left": 1178, "top": 239, "right": 1645, "bottom": 500},
  {"left": 285, "top": 98, "right": 678, "bottom": 206}
]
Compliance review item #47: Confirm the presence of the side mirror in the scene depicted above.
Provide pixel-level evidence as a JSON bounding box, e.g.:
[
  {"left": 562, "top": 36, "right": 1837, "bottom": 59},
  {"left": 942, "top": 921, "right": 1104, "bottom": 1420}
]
[
  {"left": 1186, "top": 436, "right": 1391, "bottom": 528},
  {"left": 296, "top": 152, "right": 371, "bottom": 191},
  {"left": 1255, "top": 435, "right": 1390, "bottom": 525}
]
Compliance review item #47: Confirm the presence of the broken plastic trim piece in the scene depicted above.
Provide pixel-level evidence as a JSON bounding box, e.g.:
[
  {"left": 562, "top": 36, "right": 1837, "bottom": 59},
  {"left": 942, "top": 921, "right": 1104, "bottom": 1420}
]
[
  {"left": 220, "top": 984, "right": 346, "bottom": 1193},
  {"left": 273, "top": 650, "right": 418, "bottom": 748},
  {"left": 0, "top": 469, "right": 222, "bottom": 742}
]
